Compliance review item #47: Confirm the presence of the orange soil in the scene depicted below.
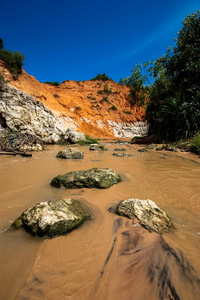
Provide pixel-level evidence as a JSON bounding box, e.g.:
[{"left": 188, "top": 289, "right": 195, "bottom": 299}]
[{"left": 0, "top": 61, "right": 145, "bottom": 137}]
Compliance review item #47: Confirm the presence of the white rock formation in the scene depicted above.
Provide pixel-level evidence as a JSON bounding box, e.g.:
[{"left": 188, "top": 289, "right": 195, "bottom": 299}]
[
  {"left": 0, "top": 83, "right": 84, "bottom": 143},
  {"left": 107, "top": 120, "right": 149, "bottom": 138}
]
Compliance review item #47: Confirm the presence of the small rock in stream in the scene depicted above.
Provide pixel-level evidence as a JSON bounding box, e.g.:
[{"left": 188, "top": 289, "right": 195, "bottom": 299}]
[
  {"left": 56, "top": 148, "right": 84, "bottom": 159},
  {"left": 89, "top": 144, "right": 108, "bottom": 151},
  {"left": 112, "top": 153, "right": 133, "bottom": 157},
  {"left": 138, "top": 149, "right": 148, "bottom": 153},
  {"left": 116, "top": 198, "right": 173, "bottom": 234},
  {"left": 114, "top": 148, "right": 127, "bottom": 151}
]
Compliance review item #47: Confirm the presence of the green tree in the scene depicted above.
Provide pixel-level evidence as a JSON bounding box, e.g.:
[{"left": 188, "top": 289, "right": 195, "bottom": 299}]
[
  {"left": 45, "top": 81, "right": 59, "bottom": 86},
  {"left": 0, "top": 38, "right": 25, "bottom": 78},
  {"left": 120, "top": 62, "right": 153, "bottom": 107},
  {"left": 121, "top": 10, "right": 200, "bottom": 141},
  {"left": 149, "top": 10, "right": 200, "bottom": 140},
  {"left": 90, "top": 73, "right": 112, "bottom": 81},
  {"left": 0, "top": 38, "right": 4, "bottom": 50},
  {"left": 170, "top": 10, "right": 200, "bottom": 89}
]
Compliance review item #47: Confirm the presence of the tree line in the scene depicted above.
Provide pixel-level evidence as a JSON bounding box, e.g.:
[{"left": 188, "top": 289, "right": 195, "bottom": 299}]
[{"left": 120, "top": 10, "right": 200, "bottom": 142}]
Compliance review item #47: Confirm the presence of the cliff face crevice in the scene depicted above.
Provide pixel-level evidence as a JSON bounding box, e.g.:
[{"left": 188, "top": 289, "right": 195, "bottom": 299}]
[{"left": 0, "top": 61, "right": 148, "bottom": 138}]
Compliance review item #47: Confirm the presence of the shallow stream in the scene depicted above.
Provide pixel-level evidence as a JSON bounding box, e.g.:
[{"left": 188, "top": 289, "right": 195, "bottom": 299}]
[{"left": 0, "top": 144, "right": 200, "bottom": 300}]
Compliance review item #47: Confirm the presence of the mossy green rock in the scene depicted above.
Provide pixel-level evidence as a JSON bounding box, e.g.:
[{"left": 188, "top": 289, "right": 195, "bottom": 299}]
[
  {"left": 138, "top": 149, "right": 148, "bottom": 153},
  {"left": 117, "top": 198, "right": 173, "bottom": 234},
  {"left": 56, "top": 148, "right": 84, "bottom": 159},
  {"left": 89, "top": 144, "right": 108, "bottom": 151},
  {"left": 50, "top": 168, "right": 122, "bottom": 189},
  {"left": 12, "top": 198, "right": 91, "bottom": 238},
  {"left": 114, "top": 148, "right": 127, "bottom": 151},
  {"left": 112, "top": 153, "right": 133, "bottom": 157}
]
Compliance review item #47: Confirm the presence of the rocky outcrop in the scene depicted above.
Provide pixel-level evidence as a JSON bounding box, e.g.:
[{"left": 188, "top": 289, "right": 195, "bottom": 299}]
[
  {"left": 50, "top": 168, "right": 122, "bottom": 189},
  {"left": 0, "top": 83, "right": 85, "bottom": 144},
  {"left": 156, "top": 144, "right": 178, "bottom": 152},
  {"left": 67, "top": 130, "right": 85, "bottom": 143},
  {"left": 0, "top": 62, "right": 149, "bottom": 138},
  {"left": 56, "top": 148, "right": 84, "bottom": 159},
  {"left": 12, "top": 198, "right": 91, "bottom": 238},
  {"left": 107, "top": 120, "right": 148, "bottom": 138},
  {"left": 116, "top": 198, "right": 173, "bottom": 234}
]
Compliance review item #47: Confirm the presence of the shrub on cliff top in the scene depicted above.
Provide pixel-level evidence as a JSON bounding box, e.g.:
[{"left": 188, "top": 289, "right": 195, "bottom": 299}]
[
  {"left": 90, "top": 73, "right": 112, "bottom": 81},
  {"left": 0, "top": 38, "right": 25, "bottom": 79},
  {"left": 45, "top": 81, "right": 59, "bottom": 86}
]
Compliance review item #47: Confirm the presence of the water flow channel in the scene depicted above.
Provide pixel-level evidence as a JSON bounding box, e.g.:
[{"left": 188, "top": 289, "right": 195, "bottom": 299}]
[{"left": 0, "top": 144, "right": 200, "bottom": 300}]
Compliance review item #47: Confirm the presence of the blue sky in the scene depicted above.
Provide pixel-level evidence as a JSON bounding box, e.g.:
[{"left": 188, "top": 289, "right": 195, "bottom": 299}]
[{"left": 0, "top": 0, "right": 199, "bottom": 83}]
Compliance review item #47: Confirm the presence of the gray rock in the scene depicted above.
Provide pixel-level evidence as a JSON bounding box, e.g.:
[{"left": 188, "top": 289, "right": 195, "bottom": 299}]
[
  {"left": 89, "top": 144, "right": 108, "bottom": 151},
  {"left": 156, "top": 145, "right": 178, "bottom": 152},
  {"left": 156, "top": 145, "right": 165, "bottom": 151},
  {"left": 166, "top": 145, "right": 178, "bottom": 152},
  {"left": 67, "top": 130, "right": 85, "bottom": 143},
  {"left": 12, "top": 198, "right": 91, "bottom": 238},
  {"left": 117, "top": 198, "right": 173, "bottom": 234},
  {"left": 56, "top": 148, "right": 84, "bottom": 159},
  {"left": 50, "top": 168, "right": 122, "bottom": 189},
  {"left": 114, "top": 148, "right": 127, "bottom": 151},
  {"left": 138, "top": 149, "right": 148, "bottom": 153},
  {"left": 112, "top": 153, "right": 133, "bottom": 157}
]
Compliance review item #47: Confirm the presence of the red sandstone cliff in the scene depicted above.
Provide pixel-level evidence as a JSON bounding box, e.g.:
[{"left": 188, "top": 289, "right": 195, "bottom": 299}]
[{"left": 0, "top": 61, "right": 145, "bottom": 138}]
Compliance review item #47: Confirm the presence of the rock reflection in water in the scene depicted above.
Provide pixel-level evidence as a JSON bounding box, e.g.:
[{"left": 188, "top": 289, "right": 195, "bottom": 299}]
[{"left": 96, "top": 217, "right": 200, "bottom": 300}]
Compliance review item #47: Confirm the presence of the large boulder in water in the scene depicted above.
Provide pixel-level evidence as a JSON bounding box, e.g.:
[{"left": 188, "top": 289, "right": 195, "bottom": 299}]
[
  {"left": 56, "top": 148, "right": 84, "bottom": 159},
  {"left": 50, "top": 168, "right": 122, "bottom": 189},
  {"left": 116, "top": 198, "right": 173, "bottom": 234},
  {"left": 12, "top": 198, "right": 91, "bottom": 238}
]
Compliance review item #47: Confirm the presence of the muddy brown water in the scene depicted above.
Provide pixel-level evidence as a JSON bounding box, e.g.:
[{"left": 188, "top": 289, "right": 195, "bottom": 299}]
[{"left": 0, "top": 144, "right": 200, "bottom": 300}]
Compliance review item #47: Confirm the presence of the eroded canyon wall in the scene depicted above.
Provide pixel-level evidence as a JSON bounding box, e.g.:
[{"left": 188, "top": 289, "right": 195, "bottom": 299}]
[{"left": 0, "top": 61, "right": 148, "bottom": 139}]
